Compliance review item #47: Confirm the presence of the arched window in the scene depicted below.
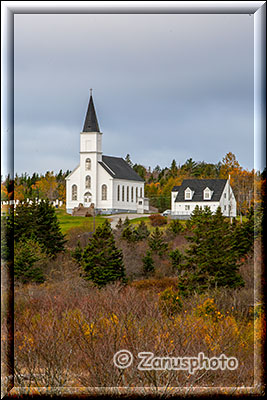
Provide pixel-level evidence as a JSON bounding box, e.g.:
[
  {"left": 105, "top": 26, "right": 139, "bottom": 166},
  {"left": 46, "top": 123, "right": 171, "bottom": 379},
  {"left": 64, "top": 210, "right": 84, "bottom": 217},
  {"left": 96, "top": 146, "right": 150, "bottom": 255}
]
[
  {"left": 102, "top": 184, "right": 107, "bottom": 200},
  {"left": 131, "top": 187, "right": 134, "bottom": 202},
  {"left": 84, "top": 192, "right": 92, "bottom": 203},
  {"left": 140, "top": 187, "right": 143, "bottom": 198},
  {"left": 72, "top": 184, "right": 77, "bottom": 201},
  {"left": 122, "top": 186, "right": 125, "bottom": 201},
  {"left": 85, "top": 175, "right": 91, "bottom": 189},
  {"left": 85, "top": 158, "right": 91, "bottom": 170},
  {"left": 127, "top": 186, "right": 129, "bottom": 202},
  {"left": 136, "top": 187, "right": 138, "bottom": 202},
  {"left": 117, "top": 185, "right": 120, "bottom": 201}
]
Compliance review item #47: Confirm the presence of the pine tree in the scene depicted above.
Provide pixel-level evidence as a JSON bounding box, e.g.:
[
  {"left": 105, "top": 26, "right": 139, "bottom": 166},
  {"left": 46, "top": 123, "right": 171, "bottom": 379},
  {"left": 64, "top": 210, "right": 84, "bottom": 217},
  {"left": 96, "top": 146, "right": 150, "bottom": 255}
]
[
  {"left": 135, "top": 220, "right": 150, "bottom": 240},
  {"left": 178, "top": 206, "right": 244, "bottom": 294},
  {"left": 14, "top": 200, "right": 66, "bottom": 256},
  {"left": 142, "top": 250, "right": 155, "bottom": 276},
  {"left": 82, "top": 220, "right": 126, "bottom": 287},
  {"left": 168, "top": 219, "right": 183, "bottom": 235},
  {"left": 169, "top": 248, "right": 183, "bottom": 272},
  {"left": 148, "top": 227, "right": 168, "bottom": 257},
  {"left": 14, "top": 238, "right": 46, "bottom": 283},
  {"left": 71, "top": 241, "right": 83, "bottom": 266}
]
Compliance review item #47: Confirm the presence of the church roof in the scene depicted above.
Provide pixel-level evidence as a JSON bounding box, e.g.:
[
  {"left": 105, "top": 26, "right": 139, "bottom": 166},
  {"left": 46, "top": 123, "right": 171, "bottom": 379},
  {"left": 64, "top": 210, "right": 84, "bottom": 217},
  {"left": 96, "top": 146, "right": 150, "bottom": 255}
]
[
  {"left": 174, "top": 179, "right": 227, "bottom": 202},
  {"left": 99, "top": 155, "right": 144, "bottom": 182},
  {"left": 82, "top": 92, "right": 100, "bottom": 132}
]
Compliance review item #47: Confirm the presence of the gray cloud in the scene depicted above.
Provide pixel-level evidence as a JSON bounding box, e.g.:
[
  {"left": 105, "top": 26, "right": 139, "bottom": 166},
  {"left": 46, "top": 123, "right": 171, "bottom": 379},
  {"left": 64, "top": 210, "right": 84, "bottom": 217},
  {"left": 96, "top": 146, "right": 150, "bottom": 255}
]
[{"left": 13, "top": 13, "right": 254, "bottom": 175}]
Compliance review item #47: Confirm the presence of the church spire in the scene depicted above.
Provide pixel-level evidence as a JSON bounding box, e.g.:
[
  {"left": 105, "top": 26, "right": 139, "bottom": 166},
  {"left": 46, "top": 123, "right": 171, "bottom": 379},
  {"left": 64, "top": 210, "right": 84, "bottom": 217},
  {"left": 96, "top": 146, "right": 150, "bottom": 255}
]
[{"left": 82, "top": 89, "right": 100, "bottom": 132}]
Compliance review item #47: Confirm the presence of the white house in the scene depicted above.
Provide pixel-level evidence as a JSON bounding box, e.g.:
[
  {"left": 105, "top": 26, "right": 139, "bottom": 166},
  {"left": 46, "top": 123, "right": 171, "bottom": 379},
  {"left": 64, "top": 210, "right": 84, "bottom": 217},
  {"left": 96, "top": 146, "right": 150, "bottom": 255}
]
[
  {"left": 66, "top": 91, "right": 149, "bottom": 215},
  {"left": 171, "top": 178, "right": 236, "bottom": 219}
]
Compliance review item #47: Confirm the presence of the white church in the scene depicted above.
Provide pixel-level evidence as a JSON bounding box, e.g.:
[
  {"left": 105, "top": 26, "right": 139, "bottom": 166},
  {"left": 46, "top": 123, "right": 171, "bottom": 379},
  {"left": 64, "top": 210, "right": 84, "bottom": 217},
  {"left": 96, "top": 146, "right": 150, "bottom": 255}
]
[{"left": 66, "top": 91, "right": 149, "bottom": 215}]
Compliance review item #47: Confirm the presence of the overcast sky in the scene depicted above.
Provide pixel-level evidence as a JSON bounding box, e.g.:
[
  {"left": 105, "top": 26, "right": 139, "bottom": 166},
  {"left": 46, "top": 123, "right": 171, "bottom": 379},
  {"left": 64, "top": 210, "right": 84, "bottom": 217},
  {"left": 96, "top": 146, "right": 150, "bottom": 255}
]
[{"left": 13, "top": 13, "right": 254, "bottom": 176}]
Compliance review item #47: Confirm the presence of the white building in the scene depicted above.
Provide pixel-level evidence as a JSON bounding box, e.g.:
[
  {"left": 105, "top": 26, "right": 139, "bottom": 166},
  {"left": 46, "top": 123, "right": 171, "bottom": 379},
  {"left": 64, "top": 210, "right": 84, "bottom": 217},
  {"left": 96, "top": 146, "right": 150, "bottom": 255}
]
[
  {"left": 66, "top": 91, "right": 149, "bottom": 215},
  {"left": 171, "top": 178, "right": 236, "bottom": 219}
]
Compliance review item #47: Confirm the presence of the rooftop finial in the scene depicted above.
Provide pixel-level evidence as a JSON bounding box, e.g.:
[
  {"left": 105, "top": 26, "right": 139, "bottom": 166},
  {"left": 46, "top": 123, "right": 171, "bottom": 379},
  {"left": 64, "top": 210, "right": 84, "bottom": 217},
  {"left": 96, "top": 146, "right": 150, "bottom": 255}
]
[{"left": 90, "top": 88, "right": 93, "bottom": 97}]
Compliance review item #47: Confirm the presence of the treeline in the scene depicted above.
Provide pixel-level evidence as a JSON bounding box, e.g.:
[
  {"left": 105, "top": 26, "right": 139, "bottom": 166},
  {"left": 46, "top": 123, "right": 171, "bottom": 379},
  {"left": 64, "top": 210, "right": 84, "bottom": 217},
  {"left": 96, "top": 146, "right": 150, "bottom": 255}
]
[{"left": 1, "top": 152, "right": 265, "bottom": 215}]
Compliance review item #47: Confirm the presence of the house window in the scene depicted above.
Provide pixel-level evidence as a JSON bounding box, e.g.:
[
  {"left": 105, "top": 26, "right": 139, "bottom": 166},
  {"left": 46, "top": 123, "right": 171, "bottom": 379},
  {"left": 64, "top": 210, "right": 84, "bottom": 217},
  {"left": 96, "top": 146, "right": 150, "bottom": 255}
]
[
  {"left": 84, "top": 192, "right": 92, "bottom": 203},
  {"left": 122, "top": 186, "right": 125, "bottom": 201},
  {"left": 127, "top": 186, "right": 129, "bottom": 202},
  {"left": 185, "top": 205, "right": 190, "bottom": 211},
  {"left": 131, "top": 187, "right": 134, "bottom": 202},
  {"left": 117, "top": 185, "right": 120, "bottom": 201},
  {"left": 85, "top": 158, "right": 91, "bottom": 170},
  {"left": 185, "top": 188, "right": 191, "bottom": 200},
  {"left": 136, "top": 187, "right": 138, "bottom": 202},
  {"left": 204, "top": 189, "right": 210, "bottom": 200},
  {"left": 102, "top": 184, "right": 107, "bottom": 200},
  {"left": 85, "top": 175, "right": 91, "bottom": 189},
  {"left": 72, "top": 184, "right": 77, "bottom": 201}
]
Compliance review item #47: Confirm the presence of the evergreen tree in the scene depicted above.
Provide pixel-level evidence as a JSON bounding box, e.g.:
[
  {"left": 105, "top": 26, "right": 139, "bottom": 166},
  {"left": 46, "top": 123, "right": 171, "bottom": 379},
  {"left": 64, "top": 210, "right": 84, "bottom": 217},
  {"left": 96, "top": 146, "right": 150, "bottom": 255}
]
[
  {"left": 178, "top": 206, "right": 244, "bottom": 295},
  {"left": 169, "top": 248, "right": 183, "bottom": 272},
  {"left": 148, "top": 227, "right": 168, "bottom": 257},
  {"left": 231, "top": 207, "right": 254, "bottom": 258},
  {"left": 71, "top": 241, "right": 83, "bottom": 266},
  {"left": 135, "top": 220, "right": 150, "bottom": 240},
  {"left": 142, "top": 250, "right": 155, "bottom": 276},
  {"left": 14, "top": 200, "right": 66, "bottom": 256},
  {"left": 14, "top": 238, "right": 46, "bottom": 283},
  {"left": 82, "top": 220, "right": 126, "bottom": 287},
  {"left": 168, "top": 219, "right": 183, "bottom": 235}
]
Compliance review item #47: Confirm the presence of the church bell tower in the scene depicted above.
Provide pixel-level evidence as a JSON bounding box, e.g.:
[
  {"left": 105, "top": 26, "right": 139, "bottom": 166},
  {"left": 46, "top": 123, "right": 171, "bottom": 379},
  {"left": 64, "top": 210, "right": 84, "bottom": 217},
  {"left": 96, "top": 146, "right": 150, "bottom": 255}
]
[{"left": 80, "top": 90, "right": 102, "bottom": 207}]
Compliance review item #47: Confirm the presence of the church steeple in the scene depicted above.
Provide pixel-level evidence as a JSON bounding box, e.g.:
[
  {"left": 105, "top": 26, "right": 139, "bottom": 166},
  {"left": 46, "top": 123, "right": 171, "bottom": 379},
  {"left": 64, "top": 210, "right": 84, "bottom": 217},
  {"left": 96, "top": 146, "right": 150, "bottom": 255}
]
[{"left": 82, "top": 89, "right": 100, "bottom": 132}]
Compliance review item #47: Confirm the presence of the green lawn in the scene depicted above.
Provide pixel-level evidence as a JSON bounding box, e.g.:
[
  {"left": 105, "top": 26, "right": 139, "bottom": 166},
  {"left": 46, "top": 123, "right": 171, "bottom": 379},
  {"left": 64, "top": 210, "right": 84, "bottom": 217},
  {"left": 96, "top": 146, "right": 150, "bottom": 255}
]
[{"left": 55, "top": 208, "right": 108, "bottom": 235}]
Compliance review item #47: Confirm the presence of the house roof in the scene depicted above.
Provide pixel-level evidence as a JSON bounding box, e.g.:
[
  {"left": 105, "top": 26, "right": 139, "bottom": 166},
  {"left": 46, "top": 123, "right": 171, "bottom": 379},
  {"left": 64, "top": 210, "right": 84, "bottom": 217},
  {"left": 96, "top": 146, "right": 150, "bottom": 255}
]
[
  {"left": 171, "top": 186, "right": 180, "bottom": 192},
  {"left": 99, "top": 155, "right": 144, "bottom": 182},
  {"left": 82, "top": 92, "right": 100, "bottom": 132},
  {"left": 174, "top": 179, "right": 227, "bottom": 202}
]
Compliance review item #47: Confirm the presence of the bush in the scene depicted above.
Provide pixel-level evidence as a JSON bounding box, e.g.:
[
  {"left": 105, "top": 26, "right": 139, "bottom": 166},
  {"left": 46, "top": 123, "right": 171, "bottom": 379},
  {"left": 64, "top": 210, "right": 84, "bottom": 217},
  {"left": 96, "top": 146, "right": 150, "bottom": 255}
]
[
  {"left": 159, "top": 287, "right": 183, "bottom": 317},
  {"left": 149, "top": 214, "right": 167, "bottom": 227}
]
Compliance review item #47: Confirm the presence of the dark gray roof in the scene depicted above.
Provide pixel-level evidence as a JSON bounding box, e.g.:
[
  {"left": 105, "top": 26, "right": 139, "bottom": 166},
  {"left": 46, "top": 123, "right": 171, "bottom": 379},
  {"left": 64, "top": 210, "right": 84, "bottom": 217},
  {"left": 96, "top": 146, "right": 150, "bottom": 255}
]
[
  {"left": 172, "top": 186, "right": 180, "bottom": 192},
  {"left": 82, "top": 94, "right": 100, "bottom": 132},
  {"left": 99, "top": 155, "right": 144, "bottom": 182},
  {"left": 174, "top": 179, "right": 227, "bottom": 202}
]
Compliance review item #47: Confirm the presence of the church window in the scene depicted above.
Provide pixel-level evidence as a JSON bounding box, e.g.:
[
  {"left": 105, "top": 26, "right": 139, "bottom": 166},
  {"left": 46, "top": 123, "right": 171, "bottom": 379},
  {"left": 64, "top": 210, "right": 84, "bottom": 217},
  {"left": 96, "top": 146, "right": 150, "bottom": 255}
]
[
  {"left": 72, "top": 184, "right": 77, "bottom": 201},
  {"left": 140, "top": 187, "right": 142, "bottom": 198},
  {"left": 117, "top": 185, "right": 120, "bottom": 201},
  {"left": 84, "top": 192, "right": 92, "bottom": 203},
  {"left": 136, "top": 187, "right": 138, "bottom": 202},
  {"left": 127, "top": 186, "right": 129, "bottom": 202},
  {"left": 131, "top": 187, "right": 134, "bottom": 202},
  {"left": 102, "top": 184, "right": 107, "bottom": 201},
  {"left": 85, "top": 175, "right": 91, "bottom": 189},
  {"left": 122, "top": 186, "right": 125, "bottom": 201},
  {"left": 85, "top": 158, "right": 91, "bottom": 170}
]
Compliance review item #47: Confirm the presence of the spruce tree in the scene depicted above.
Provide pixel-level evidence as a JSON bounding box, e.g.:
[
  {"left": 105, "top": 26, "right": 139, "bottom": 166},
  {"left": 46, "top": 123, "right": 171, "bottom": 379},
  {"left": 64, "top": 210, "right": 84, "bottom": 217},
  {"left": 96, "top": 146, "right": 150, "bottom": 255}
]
[
  {"left": 14, "top": 238, "right": 46, "bottom": 283},
  {"left": 178, "top": 206, "right": 244, "bottom": 294},
  {"left": 142, "top": 250, "right": 155, "bottom": 276},
  {"left": 82, "top": 220, "right": 126, "bottom": 287},
  {"left": 14, "top": 200, "right": 66, "bottom": 256},
  {"left": 148, "top": 227, "right": 168, "bottom": 257}
]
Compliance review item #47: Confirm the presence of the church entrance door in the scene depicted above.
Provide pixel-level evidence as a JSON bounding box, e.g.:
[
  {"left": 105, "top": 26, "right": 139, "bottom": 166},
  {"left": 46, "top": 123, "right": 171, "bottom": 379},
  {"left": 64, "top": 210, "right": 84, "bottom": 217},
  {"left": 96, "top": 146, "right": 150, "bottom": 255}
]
[{"left": 84, "top": 192, "right": 92, "bottom": 207}]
